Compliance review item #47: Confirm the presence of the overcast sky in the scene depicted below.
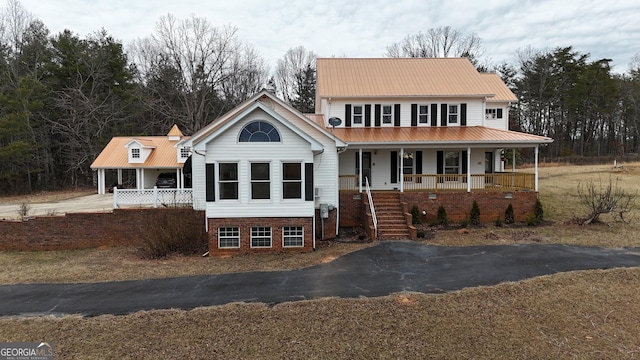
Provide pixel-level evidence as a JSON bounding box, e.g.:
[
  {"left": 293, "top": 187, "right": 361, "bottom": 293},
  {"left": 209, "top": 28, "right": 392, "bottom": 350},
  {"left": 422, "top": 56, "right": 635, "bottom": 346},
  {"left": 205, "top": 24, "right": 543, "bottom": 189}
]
[{"left": 18, "top": 0, "right": 640, "bottom": 73}]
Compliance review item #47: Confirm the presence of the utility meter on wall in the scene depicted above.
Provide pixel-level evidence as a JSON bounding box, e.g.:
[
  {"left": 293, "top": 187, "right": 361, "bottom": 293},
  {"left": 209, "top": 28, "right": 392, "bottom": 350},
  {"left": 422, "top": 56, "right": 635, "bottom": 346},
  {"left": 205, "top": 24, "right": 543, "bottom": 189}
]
[{"left": 320, "top": 204, "right": 329, "bottom": 218}]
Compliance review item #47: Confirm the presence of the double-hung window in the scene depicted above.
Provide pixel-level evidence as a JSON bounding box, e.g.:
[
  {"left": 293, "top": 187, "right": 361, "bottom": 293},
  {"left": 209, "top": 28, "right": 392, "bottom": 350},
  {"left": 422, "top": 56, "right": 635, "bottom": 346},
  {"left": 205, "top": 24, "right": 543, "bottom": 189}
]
[
  {"left": 131, "top": 148, "right": 140, "bottom": 159},
  {"left": 382, "top": 105, "right": 392, "bottom": 124},
  {"left": 251, "top": 226, "right": 272, "bottom": 248},
  {"left": 485, "top": 108, "right": 497, "bottom": 120},
  {"left": 419, "top": 105, "right": 429, "bottom": 124},
  {"left": 218, "top": 227, "right": 240, "bottom": 248},
  {"left": 352, "top": 105, "right": 363, "bottom": 124},
  {"left": 283, "top": 226, "right": 304, "bottom": 247},
  {"left": 180, "top": 147, "right": 190, "bottom": 159},
  {"left": 219, "top": 163, "right": 238, "bottom": 200},
  {"left": 251, "top": 162, "right": 270, "bottom": 199},
  {"left": 282, "top": 163, "right": 302, "bottom": 199},
  {"left": 445, "top": 151, "right": 460, "bottom": 174},
  {"left": 448, "top": 105, "right": 459, "bottom": 124}
]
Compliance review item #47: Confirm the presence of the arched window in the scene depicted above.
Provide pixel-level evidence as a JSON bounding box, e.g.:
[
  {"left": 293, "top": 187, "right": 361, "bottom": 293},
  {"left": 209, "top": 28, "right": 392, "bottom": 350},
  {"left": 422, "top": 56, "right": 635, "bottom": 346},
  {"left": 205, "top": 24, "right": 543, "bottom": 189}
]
[{"left": 239, "top": 121, "right": 281, "bottom": 142}]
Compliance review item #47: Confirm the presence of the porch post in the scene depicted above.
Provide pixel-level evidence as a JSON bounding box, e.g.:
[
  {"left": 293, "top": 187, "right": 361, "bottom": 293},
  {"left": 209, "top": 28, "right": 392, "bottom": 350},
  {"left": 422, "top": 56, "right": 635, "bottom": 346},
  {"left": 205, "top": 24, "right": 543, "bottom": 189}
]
[
  {"left": 136, "top": 168, "right": 142, "bottom": 189},
  {"left": 535, "top": 145, "right": 539, "bottom": 192},
  {"left": 117, "top": 169, "right": 123, "bottom": 186},
  {"left": 358, "top": 148, "right": 363, "bottom": 193},
  {"left": 512, "top": 148, "right": 516, "bottom": 172},
  {"left": 400, "top": 148, "right": 404, "bottom": 192},
  {"left": 97, "top": 169, "right": 105, "bottom": 194},
  {"left": 467, "top": 147, "right": 471, "bottom": 192},
  {"left": 176, "top": 168, "right": 182, "bottom": 189}
]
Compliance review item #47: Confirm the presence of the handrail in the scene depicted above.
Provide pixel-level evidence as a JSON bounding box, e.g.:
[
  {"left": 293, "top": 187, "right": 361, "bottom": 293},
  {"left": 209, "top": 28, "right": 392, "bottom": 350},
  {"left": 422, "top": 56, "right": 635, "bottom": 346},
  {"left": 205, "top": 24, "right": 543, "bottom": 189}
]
[{"left": 365, "top": 177, "right": 377, "bottom": 238}]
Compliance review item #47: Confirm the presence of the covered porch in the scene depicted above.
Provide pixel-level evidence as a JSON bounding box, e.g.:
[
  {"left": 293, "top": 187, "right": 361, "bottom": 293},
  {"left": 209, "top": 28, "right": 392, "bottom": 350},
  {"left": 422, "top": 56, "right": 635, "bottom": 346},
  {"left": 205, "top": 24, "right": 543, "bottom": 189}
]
[
  {"left": 339, "top": 147, "right": 540, "bottom": 193},
  {"left": 94, "top": 167, "right": 190, "bottom": 195}
]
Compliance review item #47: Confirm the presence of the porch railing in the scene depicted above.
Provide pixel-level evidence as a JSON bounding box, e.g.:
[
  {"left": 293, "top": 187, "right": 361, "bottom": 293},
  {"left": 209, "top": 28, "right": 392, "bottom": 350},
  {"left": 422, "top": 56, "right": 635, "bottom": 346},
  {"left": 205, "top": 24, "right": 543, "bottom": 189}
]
[
  {"left": 339, "top": 173, "right": 535, "bottom": 192},
  {"left": 365, "top": 177, "right": 377, "bottom": 238},
  {"left": 113, "top": 187, "right": 193, "bottom": 208}
]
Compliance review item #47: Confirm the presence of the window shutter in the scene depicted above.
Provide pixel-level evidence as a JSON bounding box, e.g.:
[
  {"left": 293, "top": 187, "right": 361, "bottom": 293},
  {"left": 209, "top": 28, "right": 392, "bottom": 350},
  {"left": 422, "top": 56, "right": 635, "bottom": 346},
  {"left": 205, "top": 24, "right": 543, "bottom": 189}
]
[
  {"left": 437, "top": 151, "right": 444, "bottom": 183},
  {"left": 411, "top": 104, "right": 418, "bottom": 126},
  {"left": 460, "top": 103, "right": 467, "bottom": 126},
  {"left": 497, "top": 108, "right": 503, "bottom": 119},
  {"left": 206, "top": 163, "right": 215, "bottom": 202},
  {"left": 431, "top": 104, "right": 438, "bottom": 126},
  {"left": 305, "top": 163, "right": 314, "bottom": 201},
  {"left": 441, "top": 104, "right": 448, "bottom": 126},
  {"left": 394, "top": 104, "right": 401, "bottom": 126},
  {"left": 416, "top": 151, "right": 422, "bottom": 174},
  {"left": 345, "top": 104, "right": 351, "bottom": 127},
  {"left": 374, "top": 104, "right": 381, "bottom": 127},
  {"left": 390, "top": 151, "right": 398, "bottom": 184},
  {"left": 365, "top": 104, "right": 372, "bottom": 127},
  {"left": 462, "top": 151, "right": 468, "bottom": 174}
]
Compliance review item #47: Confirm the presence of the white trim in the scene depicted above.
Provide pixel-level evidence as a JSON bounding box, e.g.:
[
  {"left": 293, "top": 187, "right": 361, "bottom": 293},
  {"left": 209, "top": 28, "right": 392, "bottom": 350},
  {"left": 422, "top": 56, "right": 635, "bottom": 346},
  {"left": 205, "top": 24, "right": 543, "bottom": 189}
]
[
  {"left": 250, "top": 226, "right": 272, "bottom": 248},
  {"left": 282, "top": 226, "right": 304, "bottom": 248},
  {"left": 218, "top": 226, "right": 241, "bottom": 249}
]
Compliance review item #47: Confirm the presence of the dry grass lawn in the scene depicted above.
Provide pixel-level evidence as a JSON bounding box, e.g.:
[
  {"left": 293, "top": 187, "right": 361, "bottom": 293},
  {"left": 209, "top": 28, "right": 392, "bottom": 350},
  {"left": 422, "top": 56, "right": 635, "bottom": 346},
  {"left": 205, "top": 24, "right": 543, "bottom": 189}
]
[{"left": 1, "top": 162, "right": 640, "bottom": 358}]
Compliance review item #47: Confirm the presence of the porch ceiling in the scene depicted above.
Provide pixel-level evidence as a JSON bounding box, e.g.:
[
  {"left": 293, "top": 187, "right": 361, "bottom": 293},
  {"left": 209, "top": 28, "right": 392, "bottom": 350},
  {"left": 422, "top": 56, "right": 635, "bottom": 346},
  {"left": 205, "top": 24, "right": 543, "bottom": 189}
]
[{"left": 332, "top": 126, "right": 553, "bottom": 147}]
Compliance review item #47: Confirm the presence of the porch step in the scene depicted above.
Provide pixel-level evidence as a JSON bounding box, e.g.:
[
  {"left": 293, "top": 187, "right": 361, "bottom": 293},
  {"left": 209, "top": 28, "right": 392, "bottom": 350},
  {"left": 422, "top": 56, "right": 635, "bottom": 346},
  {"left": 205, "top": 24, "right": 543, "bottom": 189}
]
[{"left": 369, "top": 192, "right": 411, "bottom": 240}]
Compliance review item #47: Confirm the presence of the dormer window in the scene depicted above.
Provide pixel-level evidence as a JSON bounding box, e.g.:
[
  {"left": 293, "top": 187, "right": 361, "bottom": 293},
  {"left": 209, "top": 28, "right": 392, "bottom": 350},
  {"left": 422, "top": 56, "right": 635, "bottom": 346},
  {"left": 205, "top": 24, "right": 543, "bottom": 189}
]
[
  {"left": 180, "top": 147, "right": 190, "bottom": 159},
  {"left": 131, "top": 148, "right": 140, "bottom": 159}
]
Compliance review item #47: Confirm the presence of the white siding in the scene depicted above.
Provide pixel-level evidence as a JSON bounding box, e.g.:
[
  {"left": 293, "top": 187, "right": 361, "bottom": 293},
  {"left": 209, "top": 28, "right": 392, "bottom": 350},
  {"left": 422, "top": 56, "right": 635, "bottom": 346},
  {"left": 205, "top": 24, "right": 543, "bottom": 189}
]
[
  {"left": 190, "top": 104, "right": 339, "bottom": 219},
  {"left": 320, "top": 98, "right": 507, "bottom": 130}
]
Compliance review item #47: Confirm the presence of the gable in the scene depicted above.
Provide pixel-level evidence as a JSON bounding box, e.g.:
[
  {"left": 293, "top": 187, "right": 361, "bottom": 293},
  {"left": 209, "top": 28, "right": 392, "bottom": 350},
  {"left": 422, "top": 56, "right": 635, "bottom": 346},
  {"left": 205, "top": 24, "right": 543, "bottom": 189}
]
[{"left": 191, "top": 93, "right": 343, "bottom": 153}]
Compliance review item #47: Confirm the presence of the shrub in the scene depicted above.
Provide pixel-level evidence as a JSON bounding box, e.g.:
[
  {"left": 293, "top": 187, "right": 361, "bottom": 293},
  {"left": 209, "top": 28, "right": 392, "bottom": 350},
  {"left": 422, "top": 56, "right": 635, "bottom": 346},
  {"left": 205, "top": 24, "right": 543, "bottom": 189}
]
[
  {"left": 459, "top": 218, "right": 470, "bottom": 228},
  {"left": 495, "top": 216, "right": 504, "bottom": 227},
  {"left": 525, "top": 214, "right": 538, "bottom": 226},
  {"left": 575, "top": 177, "right": 636, "bottom": 224},
  {"left": 436, "top": 205, "right": 448, "bottom": 225},
  {"left": 534, "top": 198, "right": 544, "bottom": 223},
  {"left": 417, "top": 230, "right": 426, "bottom": 238},
  {"left": 504, "top": 204, "right": 515, "bottom": 224},
  {"left": 470, "top": 200, "right": 481, "bottom": 226},
  {"left": 411, "top": 205, "right": 421, "bottom": 224},
  {"left": 138, "top": 209, "right": 208, "bottom": 259}
]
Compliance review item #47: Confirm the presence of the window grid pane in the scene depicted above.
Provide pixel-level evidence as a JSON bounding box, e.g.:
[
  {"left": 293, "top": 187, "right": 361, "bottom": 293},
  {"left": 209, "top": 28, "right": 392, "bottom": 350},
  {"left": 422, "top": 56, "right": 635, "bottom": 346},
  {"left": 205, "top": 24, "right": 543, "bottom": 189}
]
[
  {"left": 353, "top": 105, "right": 363, "bottom": 124},
  {"left": 283, "top": 226, "right": 304, "bottom": 247},
  {"left": 382, "top": 105, "right": 392, "bottom": 123},
  {"left": 251, "top": 162, "right": 270, "bottom": 199},
  {"left": 218, "top": 227, "right": 240, "bottom": 248},
  {"left": 219, "top": 163, "right": 238, "bottom": 200},
  {"left": 419, "top": 105, "right": 429, "bottom": 123},
  {"left": 131, "top": 148, "right": 140, "bottom": 158},
  {"left": 283, "top": 163, "right": 302, "bottom": 199},
  {"left": 251, "top": 226, "right": 272, "bottom": 248}
]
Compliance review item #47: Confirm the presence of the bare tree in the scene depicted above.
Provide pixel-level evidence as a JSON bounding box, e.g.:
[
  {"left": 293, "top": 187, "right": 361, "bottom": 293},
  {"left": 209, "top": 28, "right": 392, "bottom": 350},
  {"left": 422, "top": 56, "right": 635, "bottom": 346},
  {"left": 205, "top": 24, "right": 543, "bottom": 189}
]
[
  {"left": 575, "top": 176, "right": 636, "bottom": 225},
  {"left": 274, "top": 46, "right": 317, "bottom": 105},
  {"left": 130, "top": 14, "right": 267, "bottom": 134},
  {"left": 0, "top": 0, "right": 32, "bottom": 53},
  {"left": 386, "top": 26, "right": 484, "bottom": 64}
]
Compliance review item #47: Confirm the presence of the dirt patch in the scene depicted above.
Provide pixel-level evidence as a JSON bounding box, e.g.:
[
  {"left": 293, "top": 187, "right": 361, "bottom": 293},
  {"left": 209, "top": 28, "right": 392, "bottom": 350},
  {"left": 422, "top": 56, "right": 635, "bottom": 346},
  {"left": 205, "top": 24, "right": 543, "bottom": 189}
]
[{"left": 0, "top": 188, "right": 95, "bottom": 204}]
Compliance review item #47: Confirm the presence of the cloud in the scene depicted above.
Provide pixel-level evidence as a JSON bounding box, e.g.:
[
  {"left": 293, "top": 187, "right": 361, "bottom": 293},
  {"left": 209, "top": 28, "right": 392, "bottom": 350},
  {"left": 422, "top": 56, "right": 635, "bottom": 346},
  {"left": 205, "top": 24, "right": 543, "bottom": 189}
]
[{"left": 16, "top": 0, "right": 640, "bottom": 72}]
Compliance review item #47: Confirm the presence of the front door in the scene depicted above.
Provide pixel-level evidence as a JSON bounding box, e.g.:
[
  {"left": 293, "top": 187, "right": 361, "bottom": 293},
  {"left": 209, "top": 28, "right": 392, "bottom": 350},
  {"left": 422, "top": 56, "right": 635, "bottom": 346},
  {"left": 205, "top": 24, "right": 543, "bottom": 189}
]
[
  {"left": 356, "top": 152, "right": 372, "bottom": 185},
  {"left": 485, "top": 152, "right": 494, "bottom": 173}
]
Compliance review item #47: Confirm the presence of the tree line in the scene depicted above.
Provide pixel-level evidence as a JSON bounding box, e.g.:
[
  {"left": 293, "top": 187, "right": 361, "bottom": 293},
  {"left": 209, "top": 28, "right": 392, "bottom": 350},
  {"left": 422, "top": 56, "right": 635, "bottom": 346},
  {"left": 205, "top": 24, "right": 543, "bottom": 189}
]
[{"left": 1, "top": 0, "right": 639, "bottom": 194}]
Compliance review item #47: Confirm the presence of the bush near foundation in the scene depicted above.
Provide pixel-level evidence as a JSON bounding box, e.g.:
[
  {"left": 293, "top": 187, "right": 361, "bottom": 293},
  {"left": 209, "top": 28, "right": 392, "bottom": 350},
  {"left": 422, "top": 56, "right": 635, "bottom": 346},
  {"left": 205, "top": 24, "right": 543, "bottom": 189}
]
[{"left": 138, "top": 208, "right": 208, "bottom": 259}]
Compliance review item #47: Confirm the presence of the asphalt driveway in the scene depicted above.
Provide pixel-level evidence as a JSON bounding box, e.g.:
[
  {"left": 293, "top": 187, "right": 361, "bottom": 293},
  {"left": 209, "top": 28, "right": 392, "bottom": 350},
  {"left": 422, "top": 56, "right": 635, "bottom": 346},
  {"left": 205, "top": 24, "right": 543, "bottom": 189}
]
[{"left": 1, "top": 241, "right": 640, "bottom": 317}]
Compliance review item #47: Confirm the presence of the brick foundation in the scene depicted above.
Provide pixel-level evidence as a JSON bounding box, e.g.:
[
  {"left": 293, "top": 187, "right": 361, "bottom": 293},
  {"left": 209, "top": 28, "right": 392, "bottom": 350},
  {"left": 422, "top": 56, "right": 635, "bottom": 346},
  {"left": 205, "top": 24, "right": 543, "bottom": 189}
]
[
  {"left": 339, "top": 190, "right": 539, "bottom": 232},
  {"left": 208, "top": 217, "right": 314, "bottom": 256},
  {"left": 315, "top": 209, "right": 337, "bottom": 240},
  {"left": 400, "top": 191, "right": 538, "bottom": 223},
  {"left": 0, "top": 209, "right": 205, "bottom": 251}
]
